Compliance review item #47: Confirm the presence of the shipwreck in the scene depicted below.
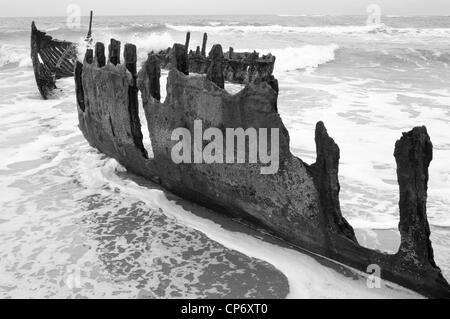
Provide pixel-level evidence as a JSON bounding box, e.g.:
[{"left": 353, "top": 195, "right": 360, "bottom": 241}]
[
  {"left": 73, "top": 35, "right": 450, "bottom": 298},
  {"left": 31, "top": 22, "right": 77, "bottom": 99},
  {"left": 156, "top": 32, "right": 277, "bottom": 86},
  {"left": 30, "top": 12, "right": 94, "bottom": 99},
  {"left": 31, "top": 16, "right": 274, "bottom": 99}
]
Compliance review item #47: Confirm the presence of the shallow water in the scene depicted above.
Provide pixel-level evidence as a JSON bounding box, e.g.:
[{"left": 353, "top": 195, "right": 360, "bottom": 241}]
[{"left": 1, "top": 14, "right": 450, "bottom": 298}]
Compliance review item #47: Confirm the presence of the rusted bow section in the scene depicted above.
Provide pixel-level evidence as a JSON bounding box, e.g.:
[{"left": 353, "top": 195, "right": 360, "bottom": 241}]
[
  {"left": 31, "top": 22, "right": 77, "bottom": 99},
  {"left": 75, "top": 37, "right": 450, "bottom": 298}
]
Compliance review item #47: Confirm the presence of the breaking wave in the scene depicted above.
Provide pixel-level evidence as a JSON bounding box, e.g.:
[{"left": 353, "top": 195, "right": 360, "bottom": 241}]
[
  {"left": 74, "top": 31, "right": 175, "bottom": 62},
  {"left": 0, "top": 45, "right": 30, "bottom": 68},
  {"left": 165, "top": 22, "right": 450, "bottom": 37},
  {"left": 275, "top": 44, "right": 339, "bottom": 72},
  {"left": 165, "top": 23, "right": 390, "bottom": 34},
  {"left": 247, "top": 44, "right": 339, "bottom": 74}
]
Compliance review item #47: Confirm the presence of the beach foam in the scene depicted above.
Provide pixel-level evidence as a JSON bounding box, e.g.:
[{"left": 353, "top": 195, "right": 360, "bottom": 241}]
[
  {"left": 1, "top": 14, "right": 450, "bottom": 297},
  {"left": 0, "top": 45, "right": 31, "bottom": 68}
]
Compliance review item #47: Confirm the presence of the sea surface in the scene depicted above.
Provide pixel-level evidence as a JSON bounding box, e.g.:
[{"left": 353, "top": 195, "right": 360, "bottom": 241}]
[{"left": 1, "top": 14, "right": 450, "bottom": 298}]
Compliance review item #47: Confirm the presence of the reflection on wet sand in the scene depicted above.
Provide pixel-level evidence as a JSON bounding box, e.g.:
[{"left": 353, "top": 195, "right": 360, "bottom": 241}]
[{"left": 80, "top": 195, "right": 289, "bottom": 299}]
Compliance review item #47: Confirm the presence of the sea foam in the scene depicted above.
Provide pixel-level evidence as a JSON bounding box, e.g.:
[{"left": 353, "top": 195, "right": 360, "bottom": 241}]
[{"left": 0, "top": 45, "right": 31, "bottom": 68}]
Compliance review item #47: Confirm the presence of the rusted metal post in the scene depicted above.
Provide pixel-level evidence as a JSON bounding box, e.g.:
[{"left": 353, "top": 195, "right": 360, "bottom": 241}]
[
  {"left": 395, "top": 127, "right": 435, "bottom": 266},
  {"left": 146, "top": 54, "right": 161, "bottom": 101},
  {"left": 85, "top": 49, "right": 93, "bottom": 64},
  {"left": 108, "top": 39, "right": 121, "bottom": 65},
  {"left": 207, "top": 44, "right": 224, "bottom": 89},
  {"left": 229, "top": 47, "right": 234, "bottom": 59},
  {"left": 201, "top": 32, "right": 207, "bottom": 57},
  {"left": 124, "top": 44, "right": 137, "bottom": 78},
  {"left": 171, "top": 43, "right": 189, "bottom": 75},
  {"left": 87, "top": 10, "right": 93, "bottom": 39},
  {"left": 185, "top": 32, "right": 190, "bottom": 52},
  {"left": 124, "top": 43, "right": 148, "bottom": 158},
  {"left": 95, "top": 42, "right": 105, "bottom": 67}
]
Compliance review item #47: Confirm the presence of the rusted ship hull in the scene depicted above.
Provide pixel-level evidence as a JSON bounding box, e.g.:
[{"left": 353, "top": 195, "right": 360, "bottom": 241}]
[
  {"left": 74, "top": 38, "right": 450, "bottom": 298},
  {"left": 31, "top": 22, "right": 77, "bottom": 99}
]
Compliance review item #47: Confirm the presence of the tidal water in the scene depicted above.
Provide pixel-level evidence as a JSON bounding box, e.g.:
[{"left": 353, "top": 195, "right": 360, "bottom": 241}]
[{"left": 1, "top": 14, "right": 449, "bottom": 298}]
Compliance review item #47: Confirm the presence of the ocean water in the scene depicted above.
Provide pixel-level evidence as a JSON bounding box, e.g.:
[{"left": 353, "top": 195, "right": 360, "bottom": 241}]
[{"left": 1, "top": 14, "right": 450, "bottom": 298}]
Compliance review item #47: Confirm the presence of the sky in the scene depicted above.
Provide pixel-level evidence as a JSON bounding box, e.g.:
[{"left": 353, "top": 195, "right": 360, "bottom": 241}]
[{"left": 0, "top": 0, "right": 449, "bottom": 17}]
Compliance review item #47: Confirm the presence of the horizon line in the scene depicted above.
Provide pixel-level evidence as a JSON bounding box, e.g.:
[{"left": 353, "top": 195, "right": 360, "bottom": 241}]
[{"left": 1, "top": 13, "right": 450, "bottom": 18}]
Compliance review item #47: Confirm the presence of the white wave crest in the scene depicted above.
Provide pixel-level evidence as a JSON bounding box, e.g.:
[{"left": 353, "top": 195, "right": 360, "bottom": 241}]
[
  {"left": 166, "top": 23, "right": 450, "bottom": 38},
  {"left": 131, "top": 32, "right": 175, "bottom": 53},
  {"left": 0, "top": 45, "right": 31, "bottom": 67},
  {"left": 75, "top": 32, "right": 175, "bottom": 63},
  {"left": 238, "top": 44, "right": 339, "bottom": 74},
  {"left": 272, "top": 44, "right": 339, "bottom": 73},
  {"left": 166, "top": 23, "right": 390, "bottom": 35}
]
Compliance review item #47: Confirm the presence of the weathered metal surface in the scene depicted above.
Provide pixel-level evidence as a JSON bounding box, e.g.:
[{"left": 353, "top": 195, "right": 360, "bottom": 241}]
[
  {"left": 74, "top": 40, "right": 450, "bottom": 298},
  {"left": 156, "top": 33, "right": 276, "bottom": 85},
  {"left": 30, "top": 22, "right": 77, "bottom": 99}
]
